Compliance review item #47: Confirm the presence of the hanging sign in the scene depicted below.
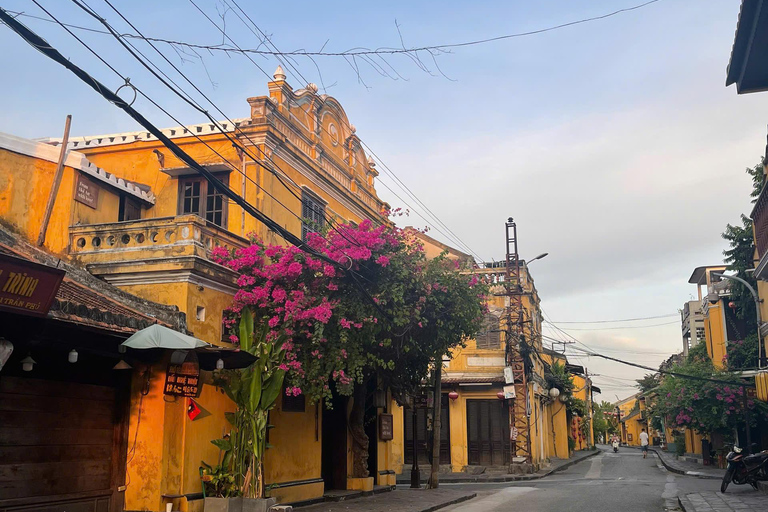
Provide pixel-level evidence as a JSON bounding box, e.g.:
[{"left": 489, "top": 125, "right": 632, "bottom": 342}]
[
  {"left": 412, "top": 390, "right": 433, "bottom": 409},
  {"left": 74, "top": 173, "right": 100, "bottom": 209},
  {"left": 0, "top": 253, "right": 65, "bottom": 317},
  {"left": 503, "top": 366, "right": 514, "bottom": 384},
  {"left": 164, "top": 361, "right": 201, "bottom": 397},
  {"left": 378, "top": 413, "right": 394, "bottom": 441},
  {"left": 503, "top": 384, "right": 516, "bottom": 399}
]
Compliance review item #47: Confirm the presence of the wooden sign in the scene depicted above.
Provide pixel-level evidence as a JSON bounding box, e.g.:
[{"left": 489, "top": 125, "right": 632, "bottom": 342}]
[
  {"left": 379, "top": 413, "right": 394, "bottom": 441},
  {"left": 0, "top": 253, "right": 65, "bottom": 317},
  {"left": 164, "top": 361, "right": 201, "bottom": 397},
  {"left": 413, "top": 392, "right": 433, "bottom": 409},
  {"left": 75, "top": 173, "right": 100, "bottom": 209}
]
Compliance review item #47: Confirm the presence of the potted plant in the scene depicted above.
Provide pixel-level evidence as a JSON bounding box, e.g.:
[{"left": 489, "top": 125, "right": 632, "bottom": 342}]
[{"left": 202, "top": 308, "right": 284, "bottom": 512}]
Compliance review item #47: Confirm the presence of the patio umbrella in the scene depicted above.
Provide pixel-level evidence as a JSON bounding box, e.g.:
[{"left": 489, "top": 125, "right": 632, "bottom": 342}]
[
  {"left": 121, "top": 324, "right": 257, "bottom": 369},
  {"left": 122, "top": 324, "right": 209, "bottom": 350}
]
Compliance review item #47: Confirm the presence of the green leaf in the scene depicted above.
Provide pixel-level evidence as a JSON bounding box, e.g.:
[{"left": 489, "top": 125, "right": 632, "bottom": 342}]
[
  {"left": 211, "top": 438, "right": 232, "bottom": 452},
  {"left": 260, "top": 369, "right": 286, "bottom": 410},
  {"left": 239, "top": 307, "right": 254, "bottom": 353},
  {"left": 248, "top": 365, "right": 263, "bottom": 413}
]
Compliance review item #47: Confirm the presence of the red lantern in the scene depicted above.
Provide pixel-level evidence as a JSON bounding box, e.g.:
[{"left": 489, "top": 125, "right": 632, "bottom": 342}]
[
  {"left": 497, "top": 391, "right": 505, "bottom": 400},
  {"left": 448, "top": 391, "right": 459, "bottom": 401},
  {"left": 729, "top": 301, "right": 737, "bottom": 309}
]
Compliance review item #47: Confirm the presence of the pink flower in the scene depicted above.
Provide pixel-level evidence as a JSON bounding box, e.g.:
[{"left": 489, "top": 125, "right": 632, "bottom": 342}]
[
  {"left": 268, "top": 316, "right": 280, "bottom": 328},
  {"left": 376, "top": 255, "right": 390, "bottom": 267}
]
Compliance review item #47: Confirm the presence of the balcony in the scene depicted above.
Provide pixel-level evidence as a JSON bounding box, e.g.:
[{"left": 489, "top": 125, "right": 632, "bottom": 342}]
[
  {"left": 752, "top": 184, "right": 768, "bottom": 280},
  {"left": 69, "top": 215, "right": 249, "bottom": 265}
]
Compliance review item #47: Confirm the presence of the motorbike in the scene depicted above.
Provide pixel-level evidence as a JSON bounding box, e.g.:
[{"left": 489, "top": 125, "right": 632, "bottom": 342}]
[
  {"left": 612, "top": 440, "right": 619, "bottom": 453},
  {"left": 721, "top": 445, "right": 768, "bottom": 493}
]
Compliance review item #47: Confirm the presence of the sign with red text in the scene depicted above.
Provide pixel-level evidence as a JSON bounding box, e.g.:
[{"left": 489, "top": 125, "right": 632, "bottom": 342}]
[
  {"left": 0, "top": 253, "right": 65, "bottom": 317},
  {"left": 164, "top": 361, "right": 201, "bottom": 397}
]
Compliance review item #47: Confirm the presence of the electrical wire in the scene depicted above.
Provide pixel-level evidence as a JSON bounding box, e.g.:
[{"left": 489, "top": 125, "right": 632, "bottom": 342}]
[
  {"left": 0, "top": 6, "right": 394, "bottom": 321},
  {"left": 545, "top": 313, "right": 679, "bottom": 324},
  {"left": 185, "top": 0, "right": 489, "bottom": 262},
  {"left": 4, "top": 0, "right": 663, "bottom": 57}
]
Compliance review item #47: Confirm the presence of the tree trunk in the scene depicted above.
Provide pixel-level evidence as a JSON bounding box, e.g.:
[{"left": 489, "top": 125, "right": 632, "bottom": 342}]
[
  {"left": 349, "top": 382, "right": 369, "bottom": 477},
  {"left": 428, "top": 360, "right": 442, "bottom": 489}
]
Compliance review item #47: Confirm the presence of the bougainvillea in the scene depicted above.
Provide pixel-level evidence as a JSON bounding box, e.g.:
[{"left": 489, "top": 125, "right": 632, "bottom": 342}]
[
  {"left": 213, "top": 219, "right": 487, "bottom": 476},
  {"left": 651, "top": 343, "right": 768, "bottom": 438}
]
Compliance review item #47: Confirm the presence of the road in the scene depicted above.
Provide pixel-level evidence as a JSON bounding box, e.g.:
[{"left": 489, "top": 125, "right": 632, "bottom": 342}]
[{"left": 437, "top": 445, "right": 757, "bottom": 512}]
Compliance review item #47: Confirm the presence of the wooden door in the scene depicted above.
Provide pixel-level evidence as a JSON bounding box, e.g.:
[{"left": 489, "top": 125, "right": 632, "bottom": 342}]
[
  {"left": 321, "top": 393, "right": 347, "bottom": 491},
  {"left": 0, "top": 376, "right": 123, "bottom": 512},
  {"left": 403, "top": 394, "right": 450, "bottom": 465},
  {"left": 467, "top": 399, "right": 510, "bottom": 466}
]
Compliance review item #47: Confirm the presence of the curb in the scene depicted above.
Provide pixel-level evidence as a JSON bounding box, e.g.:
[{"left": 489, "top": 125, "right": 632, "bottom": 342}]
[
  {"left": 645, "top": 448, "right": 722, "bottom": 481},
  {"left": 418, "top": 493, "right": 477, "bottom": 512},
  {"left": 395, "top": 450, "right": 601, "bottom": 484},
  {"left": 677, "top": 495, "right": 692, "bottom": 512}
]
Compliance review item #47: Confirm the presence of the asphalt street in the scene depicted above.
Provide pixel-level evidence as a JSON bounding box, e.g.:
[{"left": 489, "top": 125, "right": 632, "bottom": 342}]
[{"left": 436, "top": 445, "right": 760, "bottom": 512}]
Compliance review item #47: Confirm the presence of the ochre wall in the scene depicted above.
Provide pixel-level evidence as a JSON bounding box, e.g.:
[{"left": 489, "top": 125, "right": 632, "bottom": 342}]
[{"left": 0, "top": 149, "right": 122, "bottom": 254}]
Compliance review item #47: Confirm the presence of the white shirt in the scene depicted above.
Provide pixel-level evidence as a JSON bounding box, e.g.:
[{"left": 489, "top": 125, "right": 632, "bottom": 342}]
[{"left": 640, "top": 432, "right": 649, "bottom": 446}]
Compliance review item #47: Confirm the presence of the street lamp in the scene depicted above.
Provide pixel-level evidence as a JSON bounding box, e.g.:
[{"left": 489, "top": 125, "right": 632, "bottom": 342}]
[
  {"left": 710, "top": 272, "right": 763, "bottom": 369},
  {"left": 711, "top": 272, "right": 762, "bottom": 454},
  {"left": 527, "top": 253, "right": 549, "bottom": 264}
]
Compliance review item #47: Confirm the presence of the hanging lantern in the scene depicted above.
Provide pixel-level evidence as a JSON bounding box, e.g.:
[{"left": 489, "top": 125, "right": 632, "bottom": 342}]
[
  {"left": 728, "top": 301, "right": 737, "bottom": 309},
  {"left": 21, "top": 355, "right": 36, "bottom": 372},
  {"left": 756, "top": 371, "right": 768, "bottom": 402},
  {"left": 448, "top": 391, "right": 459, "bottom": 401},
  {"left": 497, "top": 391, "right": 505, "bottom": 400},
  {"left": 113, "top": 360, "right": 132, "bottom": 370},
  {"left": 68, "top": 349, "right": 78, "bottom": 364},
  {"left": 548, "top": 388, "right": 560, "bottom": 398},
  {"left": 215, "top": 358, "right": 225, "bottom": 370}
]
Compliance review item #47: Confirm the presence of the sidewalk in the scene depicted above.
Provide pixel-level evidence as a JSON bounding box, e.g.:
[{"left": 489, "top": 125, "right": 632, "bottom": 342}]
[
  {"left": 679, "top": 492, "right": 768, "bottom": 512},
  {"left": 296, "top": 489, "right": 477, "bottom": 512},
  {"left": 395, "top": 449, "right": 600, "bottom": 484}
]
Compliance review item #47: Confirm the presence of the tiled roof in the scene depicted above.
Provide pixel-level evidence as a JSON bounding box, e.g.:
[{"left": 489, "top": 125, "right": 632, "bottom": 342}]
[
  {"left": 0, "top": 225, "right": 186, "bottom": 334},
  {"left": 39, "top": 118, "right": 248, "bottom": 150},
  {"left": 0, "top": 131, "right": 155, "bottom": 204}
]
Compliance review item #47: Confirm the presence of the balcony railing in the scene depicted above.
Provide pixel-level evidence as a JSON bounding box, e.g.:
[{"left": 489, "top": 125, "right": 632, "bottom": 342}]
[
  {"left": 69, "top": 215, "right": 249, "bottom": 261},
  {"left": 752, "top": 184, "right": 768, "bottom": 257}
]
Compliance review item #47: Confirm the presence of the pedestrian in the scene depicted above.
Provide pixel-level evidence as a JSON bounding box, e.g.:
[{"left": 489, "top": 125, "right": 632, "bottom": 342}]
[{"left": 640, "top": 428, "right": 649, "bottom": 458}]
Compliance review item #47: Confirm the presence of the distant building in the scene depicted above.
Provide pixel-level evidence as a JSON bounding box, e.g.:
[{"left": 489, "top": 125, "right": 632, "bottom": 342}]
[{"left": 681, "top": 300, "right": 705, "bottom": 357}]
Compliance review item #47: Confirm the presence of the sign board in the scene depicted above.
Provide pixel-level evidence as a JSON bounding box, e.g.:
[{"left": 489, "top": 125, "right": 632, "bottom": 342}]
[
  {"left": 75, "top": 173, "right": 100, "bottom": 209},
  {"left": 503, "top": 366, "right": 514, "bottom": 384},
  {"left": 503, "top": 384, "right": 516, "bottom": 399},
  {"left": 0, "top": 253, "right": 65, "bottom": 317},
  {"left": 379, "top": 413, "right": 394, "bottom": 441},
  {"left": 413, "top": 391, "right": 433, "bottom": 409},
  {"left": 164, "top": 361, "right": 201, "bottom": 397}
]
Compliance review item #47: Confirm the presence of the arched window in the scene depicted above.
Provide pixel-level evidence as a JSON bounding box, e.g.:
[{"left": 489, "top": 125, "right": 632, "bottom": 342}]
[{"left": 475, "top": 313, "right": 501, "bottom": 350}]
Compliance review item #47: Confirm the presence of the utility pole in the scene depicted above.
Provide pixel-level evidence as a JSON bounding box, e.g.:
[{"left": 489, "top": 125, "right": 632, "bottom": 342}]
[{"left": 505, "top": 218, "right": 532, "bottom": 466}]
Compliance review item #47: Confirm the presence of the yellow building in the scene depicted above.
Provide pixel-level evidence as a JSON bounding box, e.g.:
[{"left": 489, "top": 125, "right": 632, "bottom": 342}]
[
  {"left": 615, "top": 394, "right": 647, "bottom": 447},
  {"left": 0, "top": 68, "right": 395, "bottom": 510},
  {"left": 390, "top": 240, "right": 570, "bottom": 475}
]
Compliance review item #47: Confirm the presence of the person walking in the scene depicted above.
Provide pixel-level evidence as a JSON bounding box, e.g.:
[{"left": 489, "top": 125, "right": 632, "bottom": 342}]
[{"left": 640, "top": 428, "right": 649, "bottom": 459}]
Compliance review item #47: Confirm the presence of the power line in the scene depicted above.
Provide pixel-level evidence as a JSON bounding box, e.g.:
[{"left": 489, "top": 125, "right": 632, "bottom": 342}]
[
  {"left": 182, "top": 0, "right": 488, "bottom": 262},
  {"left": 67, "top": 0, "right": 381, "bottom": 269},
  {"left": 554, "top": 320, "right": 680, "bottom": 331},
  {"left": 0, "top": 6, "right": 394, "bottom": 319},
  {"left": 545, "top": 313, "right": 679, "bottom": 324},
  {"left": 5, "top": 0, "right": 663, "bottom": 57}
]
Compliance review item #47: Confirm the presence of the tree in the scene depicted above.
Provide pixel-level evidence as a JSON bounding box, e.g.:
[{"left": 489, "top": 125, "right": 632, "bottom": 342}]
[
  {"left": 212, "top": 220, "right": 486, "bottom": 480},
  {"left": 592, "top": 400, "right": 619, "bottom": 443},
  {"left": 721, "top": 159, "right": 765, "bottom": 369},
  {"left": 636, "top": 373, "right": 660, "bottom": 393}
]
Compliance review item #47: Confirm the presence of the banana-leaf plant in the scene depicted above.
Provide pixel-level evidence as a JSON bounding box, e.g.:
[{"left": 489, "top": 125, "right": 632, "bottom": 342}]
[{"left": 206, "top": 307, "right": 287, "bottom": 498}]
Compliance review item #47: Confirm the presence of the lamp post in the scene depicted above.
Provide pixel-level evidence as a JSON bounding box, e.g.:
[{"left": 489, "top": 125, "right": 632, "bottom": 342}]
[
  {"left": 527, "top": 253, "right": 549, "bottom": 264},
  {"left": 711, "top": 272, "right": 761, "bottom": 454}
]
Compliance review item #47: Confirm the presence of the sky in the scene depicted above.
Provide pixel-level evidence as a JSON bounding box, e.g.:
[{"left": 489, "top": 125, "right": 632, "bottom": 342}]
[{"left": 0, "top": 0, "right": 764, "bottom": 400}]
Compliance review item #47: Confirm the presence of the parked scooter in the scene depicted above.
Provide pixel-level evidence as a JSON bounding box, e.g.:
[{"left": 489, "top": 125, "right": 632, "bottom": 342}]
[
  {"left": 612, "top": 440, "right": 619, "bottom": 453},
  {"left": 722, "top": 444, "right": 768, "bottom": 493}
]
